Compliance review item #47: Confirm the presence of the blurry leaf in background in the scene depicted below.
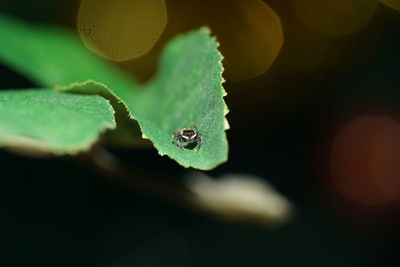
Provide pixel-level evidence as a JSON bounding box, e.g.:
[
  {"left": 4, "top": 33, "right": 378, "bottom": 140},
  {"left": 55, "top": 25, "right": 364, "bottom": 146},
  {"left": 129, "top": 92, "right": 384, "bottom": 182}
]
[
  {"left": 0, "top": 15, "right": 228, "bottom": 170},
  {"left": 0, "top": 90, "right": 115, "bottom": 155},
  {"left": 186, "top": 172, "right": 293, "bottom": 226},
  {"left": 77, "top": 0, "right": 167, "bottom": 61},
  {"left": 291, "top": 0, "right": 378, "bottom": 37},
  {"left": 0, "top": 15, "right": 139, "bottom": 95},
  {"left": 380, "top": 0, "right": 400, "bottom": 11},
  {"left": 120, "top": 0, "right": 283, "bottom": 82},
  {"left": 330, "top": 116, "right": 400, "bottom": 206}
]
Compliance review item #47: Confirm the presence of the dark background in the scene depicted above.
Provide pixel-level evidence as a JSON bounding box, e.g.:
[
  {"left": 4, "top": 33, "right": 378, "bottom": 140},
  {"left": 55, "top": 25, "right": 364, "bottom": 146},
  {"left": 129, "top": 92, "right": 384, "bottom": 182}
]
[{"left": 1, "top": 1, "right": 400, "bottom": 266}]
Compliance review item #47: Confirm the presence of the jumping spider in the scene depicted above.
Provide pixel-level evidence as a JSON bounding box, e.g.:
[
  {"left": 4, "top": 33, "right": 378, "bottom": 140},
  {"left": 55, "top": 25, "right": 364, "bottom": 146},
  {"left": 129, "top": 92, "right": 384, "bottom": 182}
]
[{"left": 171, "top": 125, "right": 202, "bottom": 151}]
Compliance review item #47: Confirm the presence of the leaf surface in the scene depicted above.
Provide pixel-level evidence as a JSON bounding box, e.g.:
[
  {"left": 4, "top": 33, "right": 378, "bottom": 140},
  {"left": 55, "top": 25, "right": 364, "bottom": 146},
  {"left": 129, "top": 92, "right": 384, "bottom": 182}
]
[
  {"left": 0, "top": 15, "right": 228, "bottom": 169},
  {"left": 0, "top": 89, "right": 115, "bottom": 154}
]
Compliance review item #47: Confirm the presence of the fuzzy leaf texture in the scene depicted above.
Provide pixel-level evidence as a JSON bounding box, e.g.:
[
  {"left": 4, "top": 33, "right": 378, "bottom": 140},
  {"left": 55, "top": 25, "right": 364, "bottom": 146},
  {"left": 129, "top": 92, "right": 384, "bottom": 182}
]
[
  {"left": 0, "top": 15, "right": 228, "bottom": 169},
  {"left": 0, "top": 90, "right": 115, "bottom": 154}
]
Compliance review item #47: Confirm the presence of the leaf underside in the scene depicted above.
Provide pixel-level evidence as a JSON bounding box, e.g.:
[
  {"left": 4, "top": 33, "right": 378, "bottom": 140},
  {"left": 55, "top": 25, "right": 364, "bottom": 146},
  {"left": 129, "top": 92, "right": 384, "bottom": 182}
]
[{"left": 0, "top": 15, "right": 228, "bottom": 169}]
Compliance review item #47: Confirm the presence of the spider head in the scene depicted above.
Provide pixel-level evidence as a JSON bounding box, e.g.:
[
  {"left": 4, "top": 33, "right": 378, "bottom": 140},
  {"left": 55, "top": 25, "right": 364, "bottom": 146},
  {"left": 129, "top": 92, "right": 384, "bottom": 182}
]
[{"left": 181, "top": 129, "right": 198, "bottom": 143}]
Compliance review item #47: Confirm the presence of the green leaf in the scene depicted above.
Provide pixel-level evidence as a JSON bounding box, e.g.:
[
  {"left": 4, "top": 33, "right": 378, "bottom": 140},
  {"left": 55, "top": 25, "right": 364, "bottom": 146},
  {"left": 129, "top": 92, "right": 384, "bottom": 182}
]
[
  {"left": 0, "top": 15, "right": 228, "bottom": 169},
  {"left": 132, "top": 30, "right": 229, "bottom": 169},
  {"left": 0, "top": 89, "right": 115, "bottom": 154},
  {"left": 0, "top": 15, "right": 138, "bottom": 97}
]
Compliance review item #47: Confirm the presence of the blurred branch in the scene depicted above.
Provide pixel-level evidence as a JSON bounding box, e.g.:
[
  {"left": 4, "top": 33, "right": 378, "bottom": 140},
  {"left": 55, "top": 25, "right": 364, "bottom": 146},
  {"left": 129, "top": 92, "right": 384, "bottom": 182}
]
[
  {"left": 79, "top": 147, "right": 193, "bottom": 206},
  {"left": 78, "top": 147, "right": 293, "bottom": 227}
]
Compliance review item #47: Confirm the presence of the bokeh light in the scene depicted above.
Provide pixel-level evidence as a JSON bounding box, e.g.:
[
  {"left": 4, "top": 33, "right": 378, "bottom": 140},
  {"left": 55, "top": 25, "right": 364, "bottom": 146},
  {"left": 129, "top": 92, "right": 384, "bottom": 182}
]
[
  {"left": 291, "top": 0, "right": 378, "bottom": 37},
  {"left": 330, "top": 116, "right": 400, "bottom": 206},
  {"left": 120, "top": 0, "right": 283, "bottom": 81},
  {"left": 278, "top": 13, "right": 334, "bottom": 71},
  {"left": 77, "top": 0, "right": 167, "bottom": 61},
  {"left": 380, "top": 0, "right": 400, "bottom": 11}
]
